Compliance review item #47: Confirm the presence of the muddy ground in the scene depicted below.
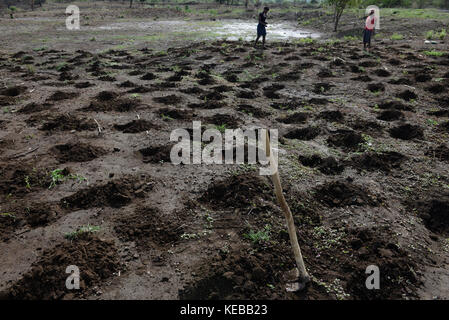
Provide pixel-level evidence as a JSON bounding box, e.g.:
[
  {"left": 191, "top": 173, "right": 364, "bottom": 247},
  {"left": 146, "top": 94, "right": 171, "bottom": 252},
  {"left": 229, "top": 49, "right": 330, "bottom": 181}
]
[{"left": 0, "top": 3, "right": 449, "bottom": 300}]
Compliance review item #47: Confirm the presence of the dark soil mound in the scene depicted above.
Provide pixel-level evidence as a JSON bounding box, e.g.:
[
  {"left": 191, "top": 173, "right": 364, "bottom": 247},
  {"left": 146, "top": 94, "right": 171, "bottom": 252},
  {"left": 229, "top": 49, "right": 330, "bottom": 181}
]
[
  {"left": 86, "top": 92, "right": 139, "bottom": 112},
  {"left": 18, "top": 102, "right": 52, "bottom": 114},
  {"left": 374, "top": 69, "right": 391, "bottom": 77},
  {"left": 0, "top": 85, "right": 26, "bottom": 97},
  {"left": 0, "top": 163, "right": 52, "bottom": 197},
  {"left": 237, "top": 104, "right": 269, "bottom": 117},
  {"left": 318, "top": 110, "right": 344, "bottom": 122},
  {"left": 52, "top": 142, "right": 106, "bottom": 163},
  {"left": 47, "top": 91, "right": 79, "bottom": 101},
  {"left": 299, "top": 154, "right": 344, "bottom": 175},
  {"left": 40, "top": 115, "right": 97, "bottom": 132},
  {"left": 199, "top": 173, "right": 272, "bottom": 210},
  {"left": 397, "top": 90, "right": 417, "bottom": 101},
  {"left": 327, "top": 130, "right": 363, "bottom": 150},
  {"left": 377, "top": 109, "right": 403, "bottom": 121},
  {"left": 421, "top": 196, "right": 449, "bottom": 234},
  {"left": 61, "top": 177, "right": 150, "bottom": 210},
  {"left": 389, "top": 124, "right": 424, "bottom": 140},
  {"left": 277, "top": 112, "right": 309, "bottom": 124},
  {"left": 425, "top": 144, "right": 449, "bottom": 162},
  {"left": 188, "top": 101, "right": 227, "bottom": 109},
  {"left": 314, "top": 181, "right": 379, "bottom": 207},
  {"left": 427, "top": 84, "right": 445, "bottom": 95},
  {"left": 139, "top": 144, "right": 174, "bottom": 163},
  {"left": 377, "top": 100, "right": 413, "bottom": 111},
  {"left": 344, "top": 229, "right": 419, "bottom": 299},
  {"left": 6, "top": 235, "right": 119, "bottom": 300},
  {"left": 351, "top": 151, "right": 406, "bottom": 171},
  {"left": 114, "top": 206, "right": 183, "bottom": 247},
  {"left": 203, "top": 114, "right": 240, "bottom": 128},
  {"left": 158, "top": 108, "right": 193, "bottom": 120},
  {"left": 367, "top": 83, "right": 385, "bottom": 92},
  {"left": 0, "top": 202, "right": 61, "bottom": 242},
  {"left": 114, "top": 119, "right": 157, "bottom": 133},
  {"left": 284, "top": 127, "right": 321, "bottom": 140},
  {"left": 140, "top": 72, "right": 156, "bottom": 80}
]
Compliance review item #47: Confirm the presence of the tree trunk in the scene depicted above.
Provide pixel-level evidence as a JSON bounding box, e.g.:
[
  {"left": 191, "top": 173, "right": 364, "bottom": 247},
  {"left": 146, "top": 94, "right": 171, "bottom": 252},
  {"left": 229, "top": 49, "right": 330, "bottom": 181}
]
[
  {"left": 129, "top": 0, "right": 133, "bottom": 8},
  {"left": 31, "top": 0, "right": 35, "bottom": 11}
]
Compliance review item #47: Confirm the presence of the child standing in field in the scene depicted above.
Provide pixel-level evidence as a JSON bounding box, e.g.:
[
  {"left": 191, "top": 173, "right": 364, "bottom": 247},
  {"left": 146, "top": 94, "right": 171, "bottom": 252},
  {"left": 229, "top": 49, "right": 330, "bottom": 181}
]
[
  {"left": 363, "top": 9, "right": 376, "bottom": 51},
  {"left": 254, "top": 7, "right": 269, "bottom": 49}
]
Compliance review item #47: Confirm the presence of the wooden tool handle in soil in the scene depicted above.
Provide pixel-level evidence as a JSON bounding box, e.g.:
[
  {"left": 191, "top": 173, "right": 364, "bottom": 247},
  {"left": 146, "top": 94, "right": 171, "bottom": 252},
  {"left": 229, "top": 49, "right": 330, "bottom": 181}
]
[{"left": 265, "top": 130, "right": 310, "bottom": 283}]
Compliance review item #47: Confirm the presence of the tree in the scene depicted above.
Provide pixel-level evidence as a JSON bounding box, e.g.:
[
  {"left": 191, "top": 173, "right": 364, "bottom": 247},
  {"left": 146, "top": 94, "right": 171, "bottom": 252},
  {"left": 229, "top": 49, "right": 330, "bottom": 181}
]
[{"left": 328, "top": 0, "right": 361, "bottom": 32}]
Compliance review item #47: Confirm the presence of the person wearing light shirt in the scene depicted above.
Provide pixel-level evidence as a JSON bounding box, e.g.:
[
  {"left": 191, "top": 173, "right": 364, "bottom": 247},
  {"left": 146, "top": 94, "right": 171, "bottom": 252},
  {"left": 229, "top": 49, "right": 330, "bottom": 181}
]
[{"left": 363, "top": 9, "right": 376, "bottom": 51}]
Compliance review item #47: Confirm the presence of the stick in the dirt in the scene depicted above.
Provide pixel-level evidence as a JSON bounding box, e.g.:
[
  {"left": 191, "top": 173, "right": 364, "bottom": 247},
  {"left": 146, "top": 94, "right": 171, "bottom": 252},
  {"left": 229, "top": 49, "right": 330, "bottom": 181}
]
[
  {"left": 264, "top": 129, "right": 310, "bottom": 289},
  {"left": 93, "top": 118, "right": 102, "bottom": 134}
]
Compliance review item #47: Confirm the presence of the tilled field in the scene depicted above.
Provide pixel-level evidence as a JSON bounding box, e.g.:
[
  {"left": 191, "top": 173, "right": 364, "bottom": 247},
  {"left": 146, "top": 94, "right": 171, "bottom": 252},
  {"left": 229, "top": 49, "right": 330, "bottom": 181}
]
[{"left": 0, "top": 30, "right": 449, "bottom": 300}]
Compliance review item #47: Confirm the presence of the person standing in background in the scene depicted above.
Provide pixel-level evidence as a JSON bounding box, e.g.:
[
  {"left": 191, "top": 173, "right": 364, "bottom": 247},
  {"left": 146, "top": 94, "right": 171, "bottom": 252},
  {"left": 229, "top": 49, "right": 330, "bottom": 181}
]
[
  {"left": 363, "top": 9, "right": 376, "bottom": 51},
  {"left": 255, "top": 7, "right": 269, "bottom": 49}
]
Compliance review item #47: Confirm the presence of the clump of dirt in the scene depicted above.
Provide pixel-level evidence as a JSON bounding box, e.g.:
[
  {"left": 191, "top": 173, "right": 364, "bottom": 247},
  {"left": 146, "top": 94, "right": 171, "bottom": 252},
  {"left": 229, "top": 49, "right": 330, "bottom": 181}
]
[
  {"left": 0, "top": 202, "right": 62, "bottom": 242},
  {"left": 158, "top": 107, "right": 193, "bottom": 120},
  {"left": 61, "top": 177, "right": 151, "bottom": 210},
  {"left": 367, "top": 83, "right": 385, "bottom": 92},
  {"left": 5, "top": 235, "right": 119, "bottom": 300},
  {"left": 0, "top": 163, "right": 52, "bottom": 197},
  {"left": 139, "top": 144, "right": 174, "bottom": 163},
  {"left": 237, "top": 104, "right": 269, "bottom": 117},
  {"left": 199, "top": 173, "right": 273, "bottom": 210},
  {"left": 179, "top": 246, "right": 293, "bottom": 299},
  {"left": 0, "top": 85, "right": 26, "bottom": 97},
  {"left": 425, "top": 144, "right": 449, "bottom": 162},
  {"left": 389, "top": 124, "right": 424, "bottom": 140},
  {"left": 374, "top": 69, "right": 391, "bottom": 77},
  {"left": 314, "top": 181, "right": 380, "bottom": 207},
  {"left": 86, "top": 92, "right": 139, "bottom": 112},
  {"left": 377, "top": 109, "right": 404, "bottom": 121},
  {"left": 377, "top": 100, "right": 413, "bottom": 111},
  {"left": 51, "top": 142, "right": 106, "bottom": 163},
  {"left": 299, "top": 154, "right": 344, "bottom": 175},
  {"left": 47, "top": 91, "right": 79, "bottom": 101},
  {"left": 18, "top": 102, "right": 53, "bottom": 114},
  {"left": 318, "top": 110, "right": 344, "bottom": 122},
  {"left": 188, "top": 101, "right": 227, "bottom": 109},
  {"left": 114, "top": 119, "right": 157, "bottom": 133},
  {"left": 344, "top": 228, "right": 420, "bottom": 299},
  {"left": 203, "top": 114, "right": 240, "bottom": 128},
  {"left": 40, "top": 114, "right": 97, "bottom": 132},
  {"left": 427, "top": 84, "right": 445, "bottom": 95},
  {"left": 154, "top": 94, "right": 183, "bottom": 105},
  {"left": 74, "top": 81, "right": 94, "bottom": 88},
  {"left": 114, "top": 206, "right": 183, "bottom": 247},
  {"left": 351, "top": 151, "right": 406, "bottom": 172},
  {"left": 397, "top": 90, "right": 417, "bottom": 101},
  {"left": 327, "top": 130, "right": 363, "bottom": 150},
  {"left": 284, "top": 127, "right": 321, "bottom": 140},
  {"left": 140, "top": 72, "right": 156, "bottom": 80},
  {"left": 277, "top": 112, "right": 309, "bottom": 124}
]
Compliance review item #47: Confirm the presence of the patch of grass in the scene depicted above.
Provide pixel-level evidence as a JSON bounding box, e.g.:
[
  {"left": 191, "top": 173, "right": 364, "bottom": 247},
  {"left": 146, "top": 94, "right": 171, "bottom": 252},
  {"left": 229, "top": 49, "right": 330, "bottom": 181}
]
[
  {"left": 244, "top": 224, "right": 271, "bottom": 244},
  {"left": 390, "top": 33, "right": 403, "bottom": 41},
  {"left": 0, "top": 212, "right": 16, "bottom": 219},
  {"left": 423, "top": 50, "right": 444, "bottom": 57},
  {"left": 214, "top": 124, "right": 227, "bottom": 133},
  {"left": 65, "top": 224, "right": 100, "bottom": 240},
  {"left": 49, "top": 169, "right": 86, "bottom": 189}
]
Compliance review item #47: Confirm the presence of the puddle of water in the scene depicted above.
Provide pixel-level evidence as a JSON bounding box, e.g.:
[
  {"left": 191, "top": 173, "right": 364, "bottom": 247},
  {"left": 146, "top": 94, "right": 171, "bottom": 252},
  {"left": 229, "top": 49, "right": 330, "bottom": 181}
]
[
  {"left": 91, "top": 19, "right": 320, "bottom": 40},
  {"left": 207, "top": 20, "right": 320, "bottom": 40}
]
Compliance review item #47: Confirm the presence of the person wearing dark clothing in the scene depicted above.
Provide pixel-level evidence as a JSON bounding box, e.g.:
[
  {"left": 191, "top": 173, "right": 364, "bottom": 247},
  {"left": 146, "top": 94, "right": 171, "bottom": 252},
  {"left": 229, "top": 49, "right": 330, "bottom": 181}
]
[{"left": 254, "top": 7, "right": 269, "bottom": 49}]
